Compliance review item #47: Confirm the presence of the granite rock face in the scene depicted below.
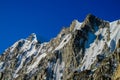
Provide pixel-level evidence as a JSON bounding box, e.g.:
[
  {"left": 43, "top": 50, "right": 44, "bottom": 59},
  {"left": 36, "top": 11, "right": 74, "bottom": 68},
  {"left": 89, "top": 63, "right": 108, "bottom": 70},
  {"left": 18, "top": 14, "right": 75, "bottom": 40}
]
[{"left": 0, "top": 14, "right": 120, "bottom": 80}]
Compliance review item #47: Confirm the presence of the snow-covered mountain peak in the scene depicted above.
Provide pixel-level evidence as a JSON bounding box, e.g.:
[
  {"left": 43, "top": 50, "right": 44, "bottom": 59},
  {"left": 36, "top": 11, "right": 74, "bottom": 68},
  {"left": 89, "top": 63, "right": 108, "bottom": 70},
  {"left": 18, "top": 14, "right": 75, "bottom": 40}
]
[
  {"left": 0, "top": 14, "right": 120, "bottom": 80},
  {"left": 26, "top": 33, "right": 37, "bottom": 43}
]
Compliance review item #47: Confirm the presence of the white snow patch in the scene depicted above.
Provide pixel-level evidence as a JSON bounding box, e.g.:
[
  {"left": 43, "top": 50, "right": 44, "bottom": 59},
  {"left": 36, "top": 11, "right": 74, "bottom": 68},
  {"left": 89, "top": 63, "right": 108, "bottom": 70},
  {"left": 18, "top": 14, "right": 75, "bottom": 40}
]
[
  {"left": 108, "top": 20, "right": 120, "bottom": 51},
  {"left": 54, "top": 61, "right": 65, "bottom": 80},
  {"left": 27, "top": 53, "right": 47, "bottom": 73},
  {"left": 13, "top": 56, "right": 26, "bottom": 78},
  {"left": 19, "top": 35, "right": 38, "bottom": 52},
  {"left": 95, "top": 28, "right": 102, "bottom": 36},
  {"left": 19, "top": 40, "right": 30, "bottom": 51},
  {"left": 9, "top": 39, "right": 25, "bottom": 53},
  {"left": 10, "top": 42, "right": 18, "bottom": 52},
  {"left": 15, "top": 58, "right": 25, "bottom": 73},
  {"left": 55, "top": 34, "right": 72, "bottom": 51},
  {"left": 81, "top": 40, "right": 105, "bottom": 70},
  {"left": 110, "top": 21, "right": 120, "bottom": 41},
  {"left": 26, "top": 45, "right": 36, "bottom": 57},
  {"left": 48, "top": 47, "right": 53, "bottom": 52},
  {"left": 0, "top": 62, "right": 4, "bottom": 70},
  {"left": 74, "top": 20, "right": 82, "bottom": 31},
  {"left": 31, "top": 33, "right": 38, "bottom": 43},
  {"left": 81, "top": 20, "right": 120, "bottom": 71},
  {"left": 13, "top": 74, "right": 19, "bottom": 79}
]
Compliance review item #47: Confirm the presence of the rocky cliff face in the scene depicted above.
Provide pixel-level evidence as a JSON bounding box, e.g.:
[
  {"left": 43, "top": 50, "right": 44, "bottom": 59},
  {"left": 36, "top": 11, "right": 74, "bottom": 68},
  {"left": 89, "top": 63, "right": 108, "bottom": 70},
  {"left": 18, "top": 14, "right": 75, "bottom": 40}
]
[{"left": 0, "top": 14, "right": 120, "bottom": 80}]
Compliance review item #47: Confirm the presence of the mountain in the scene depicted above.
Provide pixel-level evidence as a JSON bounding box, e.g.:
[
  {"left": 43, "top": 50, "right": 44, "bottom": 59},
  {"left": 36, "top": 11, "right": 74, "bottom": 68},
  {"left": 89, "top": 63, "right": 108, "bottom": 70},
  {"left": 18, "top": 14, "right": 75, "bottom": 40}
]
[{"left": 0, "top": 14, "right": 120, "bottom": 80}]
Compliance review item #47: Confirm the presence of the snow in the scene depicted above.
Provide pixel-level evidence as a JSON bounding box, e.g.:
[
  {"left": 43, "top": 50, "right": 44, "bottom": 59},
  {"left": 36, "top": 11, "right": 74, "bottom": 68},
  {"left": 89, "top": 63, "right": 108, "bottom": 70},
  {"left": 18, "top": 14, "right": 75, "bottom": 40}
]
[
  {"left": 85, "top": 25, "right": 99, "bottom": 48},
  {"left": 95, "top": 27, "right": 108, "bottom": 41},
  {"left": 0, "top": 62, "right": 4, "bottom": 67},
  {"left": 81, "top": 26, "right": 107, "bottom": 70},
  {"left": 55, "top": 34, "right": 72, "bottom": 51},
  {"left": 54, "top": 60, "right": 65, "bottom": 80},
  {"left": 14, "top": 56, "right": 26, "bottom": 78},
  {"left": 20, "top": 40, "right": 30, "bottom": 51},
  {"left": 27, "top": 52, "right": 47, "bottom": 73},
  {"left": 9, "top": 38, "right": 34, "bottom": 54},
  {"left": 74, "top": 20, "right": 82, "bottom": 31},
  {"left": 26, "top": 45, "right": 36, "bottom": 57},
  {"left": 11, "top": 34, "right": 40, "bottom": 77},
  {"left": 81, "top": 40, "right": 105, "bottom": 70},
  {"left": 48, "top": 47, "right": 53, "bottom": 52},
  {"left": 17, "top": 34, "right": 38, "bottom": 53},
  {"left": 26, "top": 42, "right": 48, "bottom": 73},
  {"left": 16, "top": 57, "right": 25, "bottom": 73},
  {"left": 47, "top": 58, "right": 65, "bottom": 80},
  {"left": 108, "top": 20, "right": 120, "bottom": 51},
  {"left": 5, "top": 39, "right": 25, "bottom": 53},
  {"left": 95, "top": 28, "right": 101, "bottom": 35},
  {"left": 9, "top": 39, "right": 24, "bottom": 53},
  {"left": 81, "top": 20, "right": 120, "bottom": 71},
  {"left": 13, "top": 74, "right": 19, "bottom": 79},
  {"left": 7, "top": 33, "right": 40, "bottom": 78},
  {"left": 101, "top": 28, "right": 108, "bottom": 36},
  {"left": 10, "top": 42, "right": 18, "bottom": 52},
  {"left": 1, "top": 20, "right": 120, "bottom": 79},
  {"left": 110, "top": 20, "right": 120, "bottom": 40},
  {"left": 27, "top": 33, "right": 38, "bottom": 43},
  {"left": 0, "top": 62, "right": 4, "bottom": 71}
]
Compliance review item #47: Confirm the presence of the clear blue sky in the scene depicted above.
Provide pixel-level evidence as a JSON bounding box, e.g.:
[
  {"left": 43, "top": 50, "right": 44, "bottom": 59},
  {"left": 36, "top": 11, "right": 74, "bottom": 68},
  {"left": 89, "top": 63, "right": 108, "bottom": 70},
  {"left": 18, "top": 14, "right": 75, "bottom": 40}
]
[{"left": 0, "top": 0, "right": 120, "bottom": 53}]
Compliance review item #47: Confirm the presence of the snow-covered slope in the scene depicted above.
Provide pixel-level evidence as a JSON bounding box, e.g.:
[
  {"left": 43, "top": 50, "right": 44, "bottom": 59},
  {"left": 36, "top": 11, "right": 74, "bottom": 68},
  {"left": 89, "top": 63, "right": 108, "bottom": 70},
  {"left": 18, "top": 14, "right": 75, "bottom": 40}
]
[
  {"left": 0, "top": 14, "right": 120, "bottom": 80},
  {"left": 80, "top": 20, "right": 120, "bottom": 71}
]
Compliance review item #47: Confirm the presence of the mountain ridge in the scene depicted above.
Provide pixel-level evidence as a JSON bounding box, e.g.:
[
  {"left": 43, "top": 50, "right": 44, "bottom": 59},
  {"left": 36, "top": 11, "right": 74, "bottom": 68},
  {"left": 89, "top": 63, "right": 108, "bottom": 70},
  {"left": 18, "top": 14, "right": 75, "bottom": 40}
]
[{"left": 0, "top": 14, "right": 120, "bottom": 80}]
